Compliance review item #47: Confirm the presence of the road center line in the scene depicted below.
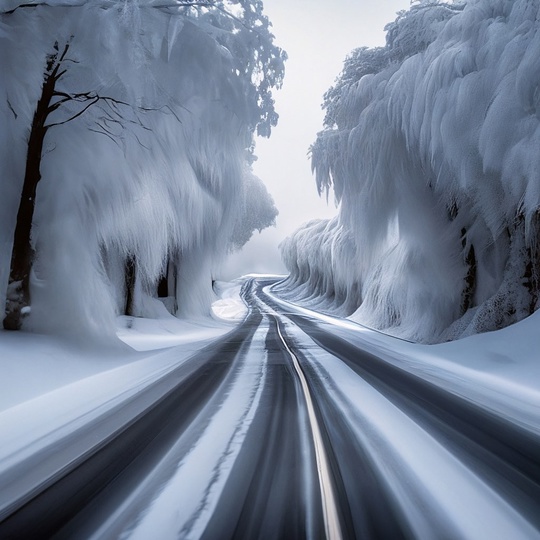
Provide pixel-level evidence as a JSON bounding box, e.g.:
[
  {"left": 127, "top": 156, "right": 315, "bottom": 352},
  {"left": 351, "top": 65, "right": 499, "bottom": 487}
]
[{"left": 274, "top": 316, "right": 343, "bottom": 540}]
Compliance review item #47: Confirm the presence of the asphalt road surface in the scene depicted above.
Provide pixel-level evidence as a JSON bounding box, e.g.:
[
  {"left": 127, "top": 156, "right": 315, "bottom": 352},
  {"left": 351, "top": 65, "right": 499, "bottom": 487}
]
[{"left": 1, "top": 278, "right": 539, "bottom": 539}]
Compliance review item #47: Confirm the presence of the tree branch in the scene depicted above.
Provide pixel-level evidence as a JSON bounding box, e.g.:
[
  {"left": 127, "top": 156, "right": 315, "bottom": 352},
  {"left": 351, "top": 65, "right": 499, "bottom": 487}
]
[
  {"left": 4, "top": 2, "right": 86, "bottom": 14},
  {"left": 88, "top": 125, "right": 124, "bottom": 150},
  {"left": 52, "top": 90, "right": 72, "bottom": 99},
  {"left": 47, "top": 97, "right": 72, "bottom": 113},
  {"left": 49, "top": 41, "right": 71, "bottom": 79},
  {"left": 45, "top": 95, "right": 99, "bottom": 128},
  {"left": 54, "top": 68, "right": 67, "bottom": 81},
  {"left": 132, "top": 132, "right": 151, "bottom": 150}
]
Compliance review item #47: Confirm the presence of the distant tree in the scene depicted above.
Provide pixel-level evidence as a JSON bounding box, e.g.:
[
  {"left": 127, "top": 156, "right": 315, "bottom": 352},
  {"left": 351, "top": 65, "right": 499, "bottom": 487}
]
[
  {"left": 229, "top": 168, "right": 278, "bottom": 251},
  {"left": 322, "top": 46, "right": 388, "bottom": 129}
]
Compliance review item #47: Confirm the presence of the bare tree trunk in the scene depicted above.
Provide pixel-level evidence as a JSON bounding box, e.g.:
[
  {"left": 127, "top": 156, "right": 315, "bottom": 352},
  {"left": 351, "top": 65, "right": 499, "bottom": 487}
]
[
  {"left": 124, "top": 255, "right": 137, "bottom": 317},
  {"left": 3, "top": 66, "right": 56, "bottom": 330},
  {"left": 462, "top": 244, "right": 477, "bottom": 313},
  {"left": 157, "top": 260, "right": 177, "bottom": 296},
  {"left": 157, "top": 258, "right": 178, "bottom": 314},
  {"left": 158, "top": 273, "right": 169, "bottom": 298},
  {"left": 460, "top": 227, "right": 477, "bottom": 316}
]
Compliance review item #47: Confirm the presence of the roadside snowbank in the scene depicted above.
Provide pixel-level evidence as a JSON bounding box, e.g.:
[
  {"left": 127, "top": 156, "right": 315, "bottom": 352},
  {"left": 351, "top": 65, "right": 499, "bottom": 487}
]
[
  {"left": 210, "top": 280, "right": 248, "bottom": 323},
  {"left": 117, "top": 315, "right": 230, "bottom": 352},
  {"left": 0, "top": 281, "right": 249, "bottom": 515},
  {"left": 0, "top": 281, "right": 247, "bottom": 412}
]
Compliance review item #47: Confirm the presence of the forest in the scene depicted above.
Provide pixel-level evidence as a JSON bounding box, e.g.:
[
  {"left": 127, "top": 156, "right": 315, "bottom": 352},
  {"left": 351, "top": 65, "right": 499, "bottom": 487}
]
[
  {"left": 279, "top": 0, "right": 540, "bottom": 342},
  {"left": 0, "top": 0, "right": 284, "bottom": 337}
]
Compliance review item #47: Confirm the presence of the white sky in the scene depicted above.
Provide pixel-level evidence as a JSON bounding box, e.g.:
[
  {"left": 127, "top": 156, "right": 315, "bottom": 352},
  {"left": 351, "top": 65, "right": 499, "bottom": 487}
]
[{"left": 221, "top": 0, "right": 412, "bottom": 279}]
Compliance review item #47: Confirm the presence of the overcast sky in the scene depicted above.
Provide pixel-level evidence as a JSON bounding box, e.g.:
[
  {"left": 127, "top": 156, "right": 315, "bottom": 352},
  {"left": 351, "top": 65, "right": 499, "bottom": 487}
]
[{"left": 220, "top": 0, "right": 412, "bottom": 279}]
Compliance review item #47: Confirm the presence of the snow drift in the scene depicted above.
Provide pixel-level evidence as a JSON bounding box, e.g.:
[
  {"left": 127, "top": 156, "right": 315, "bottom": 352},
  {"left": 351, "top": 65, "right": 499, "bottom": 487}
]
[
  {"left": 279, "top": 0, "right": 540, "bottom": 342},
  {"left": 0, "top": 1, "right": 283, "bottom": 338}
]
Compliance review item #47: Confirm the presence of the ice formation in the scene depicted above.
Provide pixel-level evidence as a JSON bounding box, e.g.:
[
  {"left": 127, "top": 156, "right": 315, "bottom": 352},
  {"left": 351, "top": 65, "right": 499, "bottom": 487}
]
[
  {"left": 0, "top": 1, "right": 284, "bottom": 337},
  {"left": 279, "top": 0, "right": 540, "bottom": 342}
]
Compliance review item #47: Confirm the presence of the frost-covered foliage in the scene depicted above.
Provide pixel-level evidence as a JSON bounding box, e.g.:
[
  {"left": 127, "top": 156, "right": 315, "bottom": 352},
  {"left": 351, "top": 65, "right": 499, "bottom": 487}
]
[
  {"left": 0, "top": 0, "right": 285, "bottom": 337},
  {"left": 280, "top": 0, "right": 540, "bottom": 343},
  {"left": 230, "top": 167, "right": 278, "bottom": 250}
]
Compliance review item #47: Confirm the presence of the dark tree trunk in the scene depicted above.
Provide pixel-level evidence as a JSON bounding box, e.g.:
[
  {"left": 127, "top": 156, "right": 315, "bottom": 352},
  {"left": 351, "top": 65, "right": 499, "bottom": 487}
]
[
  {"left": 3, "top": 58, "right": 58, "bottom": 330},
  {"left": 460, "top": 227, "right": 477, "bottom": 315},
  {"left": 157, "top": 259, "right": 178, "bottom": 313},
  {"left": 462, "top": 244, "right": 477, "bottom": 313},
  {"left": 124, "top": 255, "right": 137, "bottom": 317},
  {"left": 170, "top": 261, "right": 177, "bottom": 301},
  {"left": 524, "top": 212, "right": 540, "bottom": 315},
  {"left": 157, "top": 273, "right": 168, "bottom": 298}
]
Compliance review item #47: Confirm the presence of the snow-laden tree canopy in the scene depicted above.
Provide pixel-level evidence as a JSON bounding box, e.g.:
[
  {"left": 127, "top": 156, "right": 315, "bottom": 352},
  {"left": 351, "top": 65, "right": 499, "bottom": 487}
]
[
  {"left": 279, "top": 0, "right": 540, "bottom": 343},
  {"left": 0, "top": 0, "right": 285, "bottom": 337},
  {"left": 230, "top": 166, "right": 278, "bottom": 250}
]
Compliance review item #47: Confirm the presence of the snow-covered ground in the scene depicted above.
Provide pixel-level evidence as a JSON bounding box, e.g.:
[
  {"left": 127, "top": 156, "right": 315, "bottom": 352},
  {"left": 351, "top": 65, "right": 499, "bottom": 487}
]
[
  {"left": 0, "top": 281, "right": 246, "bottom": 410},
  {"left": 209, "top": 280, "right": 249, "bottom": 323}
]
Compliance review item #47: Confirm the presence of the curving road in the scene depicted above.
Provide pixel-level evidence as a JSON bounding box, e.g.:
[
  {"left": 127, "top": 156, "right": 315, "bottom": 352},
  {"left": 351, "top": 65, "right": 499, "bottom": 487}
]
[{"left": 0, "top": 278, "right": 539, "bottom": 539}]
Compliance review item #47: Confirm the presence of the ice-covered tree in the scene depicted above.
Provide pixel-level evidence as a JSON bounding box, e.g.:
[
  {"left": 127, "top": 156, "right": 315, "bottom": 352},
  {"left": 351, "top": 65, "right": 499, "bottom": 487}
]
[
  {"left": 0, "top": 0, "right": 285, "bottom": 335},
  {"left": 281, "top": 0, "right": 540, "bottom": 342},
  {"left": 229, "top": 166, "right": 278, "bottom": 250},
  {"left": 2, "top": 37, "right": 161, "bottom": 329}
]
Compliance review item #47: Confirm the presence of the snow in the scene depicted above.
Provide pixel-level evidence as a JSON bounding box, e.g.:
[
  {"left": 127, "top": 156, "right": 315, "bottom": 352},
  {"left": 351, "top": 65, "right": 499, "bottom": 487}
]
[
  {"left": 294, "top": 341, "right": 538, "bottom": 540},
  {"left": 117, "top": 314, "right": 231, "bottom": 352},
  {"left": 0, "top": 282, "right": 245, "bottom": 410},
  {"left": 210, "top": 280, "right": 249, "bottom": 323},
  {"left": 0, "top": 345, "right": 199, "bottom": 515},
  {"left": 0, "top": 332, "right": 135, "bottom": 411}
]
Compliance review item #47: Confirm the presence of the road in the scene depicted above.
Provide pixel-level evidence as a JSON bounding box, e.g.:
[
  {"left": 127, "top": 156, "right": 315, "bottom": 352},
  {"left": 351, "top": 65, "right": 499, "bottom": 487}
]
[{"left": 1, "top": 278, "right": 539, "bottom": 539}]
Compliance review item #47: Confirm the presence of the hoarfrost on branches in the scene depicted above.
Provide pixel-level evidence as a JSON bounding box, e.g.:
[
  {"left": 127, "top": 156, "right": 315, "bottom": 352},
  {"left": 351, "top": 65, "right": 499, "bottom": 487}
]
[
  {"left": 0, "top": 0, "right": 285, "bottom": 336},
  {"left": 230, "top": 167, "right": 278, "bottom": 251},
  {"left": 280, "top": 0, "right": 540, "bottom": 343}
]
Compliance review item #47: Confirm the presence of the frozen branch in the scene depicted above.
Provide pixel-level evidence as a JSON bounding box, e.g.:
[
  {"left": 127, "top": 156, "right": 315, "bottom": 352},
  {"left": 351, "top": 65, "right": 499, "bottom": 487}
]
[{"left": 45, "top": 96, "right": 100, "bottom": 128}]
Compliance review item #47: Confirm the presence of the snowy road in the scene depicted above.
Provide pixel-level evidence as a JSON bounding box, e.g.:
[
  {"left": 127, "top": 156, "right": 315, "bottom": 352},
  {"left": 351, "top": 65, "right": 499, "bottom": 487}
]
[{"left": 1, "top": 278, "right": 539, "bottom": 539}]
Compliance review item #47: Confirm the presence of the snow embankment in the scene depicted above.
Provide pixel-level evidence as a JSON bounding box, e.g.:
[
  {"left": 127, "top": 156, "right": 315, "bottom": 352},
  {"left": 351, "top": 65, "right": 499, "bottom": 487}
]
[
  {"left": 0, "top": 343, "right": 210, "bottom": 517},
  {"left": 210, "top": 280, "right": 249, "bottom": 323},
  {"left": 0, "top": 281, "right": 247, "bottom": 410}
]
